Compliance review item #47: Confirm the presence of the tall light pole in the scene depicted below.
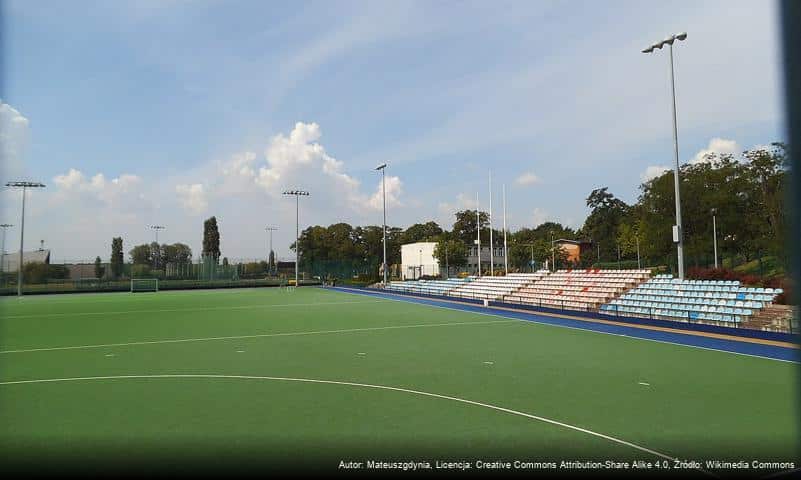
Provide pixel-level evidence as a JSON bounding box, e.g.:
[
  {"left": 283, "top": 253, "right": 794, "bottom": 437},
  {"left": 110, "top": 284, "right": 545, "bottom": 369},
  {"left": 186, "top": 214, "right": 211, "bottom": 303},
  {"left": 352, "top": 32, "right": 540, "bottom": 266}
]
[
  {"left": 711, "top": 208, "right": 718, "bottom": 268},
  {"left": 375, "top": 163, "right": 388, "bottom": 286},
  {"left": 642, "top": 31, "right": 688, "bottom": 279},
  {"left": 6, "top": 181, "right": 46, "bottom": 296},
  {"left": 265, "top": 226, "right": 278, "bottom": 274},
  {"left": 475, "top": 192, "right": 481, "bottom": 276},
  {"left": 283, "top": 190, "right": 309, "bottom": 287},
  {"left": 636, "top": 234, "right": 641, "bottom": 269},
  {"left": 0, "top": 223, "right": 12, "bottom": 277},
  {"left": 150, "top": 225, "right": 165, "bottom": 269},
  {"left": 502, "top": 184, "right": 508, "bottom": 275},
  {"left": 444, "top": 241, "right": 449, "bottom": 278},
  {"left": 550, "top": 230, "right": 555, "bottom": 272},
  {"left": 488, "top": 171, "right": 494, "bottom": 276}
]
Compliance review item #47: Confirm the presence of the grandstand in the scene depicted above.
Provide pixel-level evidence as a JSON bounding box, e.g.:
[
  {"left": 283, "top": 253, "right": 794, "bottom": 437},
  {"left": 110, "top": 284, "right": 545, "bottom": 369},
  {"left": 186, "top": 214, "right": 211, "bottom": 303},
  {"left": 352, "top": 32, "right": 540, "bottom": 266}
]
[
  {"left": 600, "top": 274, "right": 785, "bottom": 327},
  {"left": 503, "top": 269, "right": 650, "bottom": 311},
  {"left": 385, "top": 277, "right": 471, "bottom": 296},
  {"left": 378, "top": 269, "right": 791, "bottom": 331},
  {"left": 447, "top": 274, "right": 542, "bottom": 301}
]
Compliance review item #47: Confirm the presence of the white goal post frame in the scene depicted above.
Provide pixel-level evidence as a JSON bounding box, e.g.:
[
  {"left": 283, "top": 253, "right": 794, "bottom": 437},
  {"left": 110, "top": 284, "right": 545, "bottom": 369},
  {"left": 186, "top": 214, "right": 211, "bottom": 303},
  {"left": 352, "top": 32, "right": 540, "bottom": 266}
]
[{"left": 131, "top": 278, "right": 159, "bottom": 293}]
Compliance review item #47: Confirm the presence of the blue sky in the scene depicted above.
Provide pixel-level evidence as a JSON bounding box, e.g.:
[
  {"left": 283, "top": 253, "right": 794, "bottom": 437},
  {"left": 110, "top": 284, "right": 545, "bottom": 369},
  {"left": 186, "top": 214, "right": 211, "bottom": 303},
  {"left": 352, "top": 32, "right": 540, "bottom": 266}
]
[{"left": 0, "top": 0, "right": 787, "bottom": 261}]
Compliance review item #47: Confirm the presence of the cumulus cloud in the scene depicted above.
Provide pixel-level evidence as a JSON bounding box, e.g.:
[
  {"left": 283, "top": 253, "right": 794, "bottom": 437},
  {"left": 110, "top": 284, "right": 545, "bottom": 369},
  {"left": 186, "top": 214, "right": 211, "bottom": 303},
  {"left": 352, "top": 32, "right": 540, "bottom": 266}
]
[
  {"left": 437, "top": 192, "right": 479, "bottom": 218},
  {"left": 515, "top": 172, "right": 541, "bottom": 186},
  {"left": 641, "top": 165, "right": 671, "bottom": 182},
  {"left": 203, "top": 121, "right": 402, "bottom": 216},
  {"left": 175, "top": 183, "right": 207, "bottom": 215},
  {"left": 367, "top": 175, "right": 403, "bottom": 210},
  {"left": 691, "top": 138, "right": 741, "bottom": 164},
  {"left": 0, "top": 100, "right": 30, "bottom": 180},
  {"left": 53, "top": 168, "right": 142, "bottom": 204},
  {"left": 531, "top": 207, "right": 549, "bottom": 226}
]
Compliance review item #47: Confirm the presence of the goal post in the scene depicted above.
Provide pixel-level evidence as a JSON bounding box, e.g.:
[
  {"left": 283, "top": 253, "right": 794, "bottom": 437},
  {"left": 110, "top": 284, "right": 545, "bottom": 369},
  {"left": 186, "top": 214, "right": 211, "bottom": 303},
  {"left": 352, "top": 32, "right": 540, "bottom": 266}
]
[{"left": 131, "top": 278, "right": 159, "bottom": 293}]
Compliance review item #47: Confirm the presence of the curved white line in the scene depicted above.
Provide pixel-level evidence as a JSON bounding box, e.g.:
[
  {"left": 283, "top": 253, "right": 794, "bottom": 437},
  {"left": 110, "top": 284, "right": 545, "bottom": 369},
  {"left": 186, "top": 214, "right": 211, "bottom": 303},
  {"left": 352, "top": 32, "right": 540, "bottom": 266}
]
[{"left": 0, "top": 373, "right": 714, "bottom": 477}]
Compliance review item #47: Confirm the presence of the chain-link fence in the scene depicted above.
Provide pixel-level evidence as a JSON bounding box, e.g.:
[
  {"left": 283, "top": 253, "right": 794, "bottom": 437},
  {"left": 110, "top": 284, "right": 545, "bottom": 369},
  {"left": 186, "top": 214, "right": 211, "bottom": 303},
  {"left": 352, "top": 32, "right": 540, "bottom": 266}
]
[{"left": 0, "top": 256, "right": 320, "bottom": 296}]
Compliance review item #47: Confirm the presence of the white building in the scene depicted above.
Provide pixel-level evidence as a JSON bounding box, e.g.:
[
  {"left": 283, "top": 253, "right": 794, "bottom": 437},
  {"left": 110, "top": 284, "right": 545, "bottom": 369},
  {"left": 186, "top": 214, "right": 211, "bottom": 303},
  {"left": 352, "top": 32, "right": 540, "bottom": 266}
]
[{"left": 401, "top": 242, "right": 439, "bottom": 280}]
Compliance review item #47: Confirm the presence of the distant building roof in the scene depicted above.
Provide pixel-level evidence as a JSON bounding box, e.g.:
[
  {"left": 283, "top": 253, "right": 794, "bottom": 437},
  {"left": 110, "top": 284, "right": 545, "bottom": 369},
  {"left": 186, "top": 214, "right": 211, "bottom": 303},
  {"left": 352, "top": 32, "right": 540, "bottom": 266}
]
[
  {"left": 0, "top": 249, "right": 50, "bottom": 272},
  {"left": 554, "top": 239, "right": 593, "bottom": 245}
]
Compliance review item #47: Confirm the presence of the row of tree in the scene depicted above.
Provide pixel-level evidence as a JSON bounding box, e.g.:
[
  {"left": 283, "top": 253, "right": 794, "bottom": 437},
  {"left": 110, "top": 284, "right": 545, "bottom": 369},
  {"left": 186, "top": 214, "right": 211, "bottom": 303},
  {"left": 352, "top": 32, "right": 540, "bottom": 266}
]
[{"left": 293, "top": 143, "right": 789, "bottom": 278}]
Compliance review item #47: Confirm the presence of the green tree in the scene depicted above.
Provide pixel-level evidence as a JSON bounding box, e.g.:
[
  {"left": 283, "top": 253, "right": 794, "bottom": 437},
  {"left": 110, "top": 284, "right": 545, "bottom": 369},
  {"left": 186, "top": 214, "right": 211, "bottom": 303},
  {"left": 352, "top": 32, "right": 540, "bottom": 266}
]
[
  {"left": 432, "top": 238, "right": 468, "bottom": 275},
  {"left": 94, "top": 256, "right": 105, "bottom": 279},
  {"left": 401, "top": 221, "right": 443, "bottom": 244},
  {"left": 162, "top": 243, "right": 192, "bottom": 265},
  {"left": 110, "top": 237, "right": 124, "bottom": 279},
  {"left": 452, "top": 210, "right": 490, "bottom": 245},
  {"left": 268, "top": 250, "right": 276, "bottom": 274},
  {"left": 202, "top": 216, "right": 221, "bottom": 261},
  {"left": 222, "top": 257, "right": 229, "bottom": 267},
  {"left": 581, "top": 188, "right": 630, "bottom": 262},
  {"left": 129, "top": 244, "right": 152, "bottom": 265}
]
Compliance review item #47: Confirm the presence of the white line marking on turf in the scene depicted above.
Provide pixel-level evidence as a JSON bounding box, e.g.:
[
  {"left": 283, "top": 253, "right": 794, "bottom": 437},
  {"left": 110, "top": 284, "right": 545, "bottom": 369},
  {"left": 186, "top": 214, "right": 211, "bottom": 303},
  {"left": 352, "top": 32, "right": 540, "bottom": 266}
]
[
  {"left": 104, "top": 354, "right": 115, "bottom": 357},
  {"left": 357, "top": 352, "right": 366, "bottom": 356},
  {"left": 0, "top": 319, "right": 518, "bottom": 355},
  {"left": 483, "top": 361, "right": 494, "bottom": 365},
  {"left": 2, "top": 300, "right": 384, "bottom": 320},
  {"left": 0, "top": 373, "right": 713, "bottom": 477},
  {"left": 638, "top": 382, "right": 650, "bottom": 386},
  {"left": 236, "top": 350, "right": 245, "bottom": 353},
  {"left": 331, "top": 288, "right": 799, "bottom": 364}
]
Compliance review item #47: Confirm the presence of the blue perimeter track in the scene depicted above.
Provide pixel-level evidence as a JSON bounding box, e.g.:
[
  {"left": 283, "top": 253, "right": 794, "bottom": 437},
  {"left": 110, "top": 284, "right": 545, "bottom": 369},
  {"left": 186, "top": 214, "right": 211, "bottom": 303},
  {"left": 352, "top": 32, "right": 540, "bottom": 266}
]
[{"left": 327, "top": 286, "right": 800, "bottom": 363}]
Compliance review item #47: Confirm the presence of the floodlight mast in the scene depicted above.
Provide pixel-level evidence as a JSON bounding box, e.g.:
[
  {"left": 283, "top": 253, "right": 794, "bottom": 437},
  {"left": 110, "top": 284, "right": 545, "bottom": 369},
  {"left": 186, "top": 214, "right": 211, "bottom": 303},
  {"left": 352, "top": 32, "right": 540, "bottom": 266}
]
[
  {"left": 265, "top": 226, "right": 278, "bottom": 274},
  {"left": 150, "top": 225, "right": 165, "bottom": 269},
  {"left": 5, "top": 181, "right": 46, "bottom": 296},
  {"left": 282, "top": 190, "right": 309, "bottom": 287},
  {"left": 375, "top": 163, "right": 388, "bottom": 286},
  {"left": 642, "top": 32, "right": 688, "bottom": 279}
]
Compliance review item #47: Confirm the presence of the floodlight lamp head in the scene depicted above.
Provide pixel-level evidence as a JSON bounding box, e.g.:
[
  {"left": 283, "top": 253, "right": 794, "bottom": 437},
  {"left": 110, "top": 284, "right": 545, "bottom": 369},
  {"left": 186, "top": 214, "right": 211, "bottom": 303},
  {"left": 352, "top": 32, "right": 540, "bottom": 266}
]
[
  {"left": 375, "top": 163, "right": 387, "bottom": 170},
  {"left": 663, "top": 36, "right": 675, "bottom": 45},
  {"left": 642, "top": 46, "right": 654, "bottom": 53},
  {"left": 5, "top": 181, "right": 46, "bottom": 188},
  {"left": 676, "top": 32, "right": 687, "bottom": 41}
]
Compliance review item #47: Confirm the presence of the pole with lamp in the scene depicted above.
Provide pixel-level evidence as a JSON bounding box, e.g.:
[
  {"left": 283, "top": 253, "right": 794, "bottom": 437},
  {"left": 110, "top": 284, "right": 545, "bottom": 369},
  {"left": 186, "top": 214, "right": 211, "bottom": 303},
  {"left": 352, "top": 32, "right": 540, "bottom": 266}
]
[
  {"left": 642, "top": 32, "right": 688, "bottom": 278},
  {"left": 282, "top": 190, "right": 310, "bottom": 287},
  {"left": 375, "top": 163, "right": 388, "bottom": 286},
  {"left": 265, "top": 226, "right": 278, "bottom": 275},
  {"left": 5, "top": 181, "right": 46, "bottom": 297},
  {"left": 150, "top": 225, "right": 165, "bottom": 270},
  {"left": 711, "top": 208, "right": 718, "bottom": 269}
]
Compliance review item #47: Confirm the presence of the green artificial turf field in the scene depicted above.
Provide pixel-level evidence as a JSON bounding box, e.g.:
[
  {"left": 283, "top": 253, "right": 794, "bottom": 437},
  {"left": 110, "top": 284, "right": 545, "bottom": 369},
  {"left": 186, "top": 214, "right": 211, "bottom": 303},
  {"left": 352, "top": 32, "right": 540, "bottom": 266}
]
[{"left": 0, "top": 287, "right": 797, "bottom": 474}]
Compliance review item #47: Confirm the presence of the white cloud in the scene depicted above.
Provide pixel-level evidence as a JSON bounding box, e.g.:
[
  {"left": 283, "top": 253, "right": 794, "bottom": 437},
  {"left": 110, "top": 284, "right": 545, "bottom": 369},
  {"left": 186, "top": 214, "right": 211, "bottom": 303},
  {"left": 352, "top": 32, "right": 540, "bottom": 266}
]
[
  {"left": 515, "top": 172, "right": 541, "bottom": 186},
  {"left": 211, "top": 122, "right": 401, "bottom": 216},
  {"left": 367, "top": 175, "right": 403, "bottom": 210},
  {"left": 53, "top": 168, "right": 143, "bottom": 205},
  {"left": 641, "top": 165, "right": 671, "bottom": 182},
  {"left": 0, "top": 100, "right": 30, "bottom": 181},
  {"left": 437, "top": 192, "right": 478, "bottom": 218},
  {"left": 690, "top": 138, "right": 741, "bottom": 164},
  {"left": 175, "top": 183, "right": 207, "bottom": 215},
  {"left": 531, "top": 207, "right": 549, "bottom": 227}
]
